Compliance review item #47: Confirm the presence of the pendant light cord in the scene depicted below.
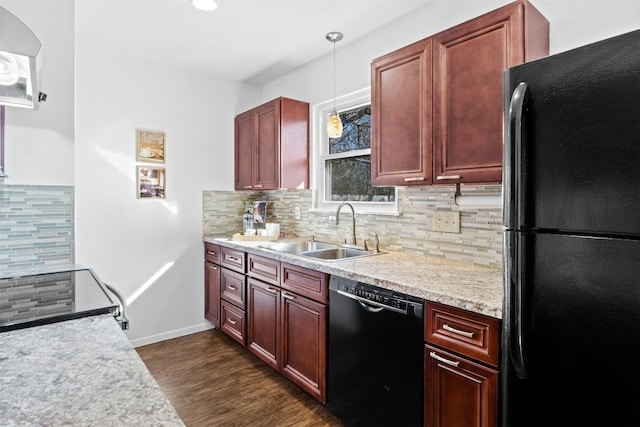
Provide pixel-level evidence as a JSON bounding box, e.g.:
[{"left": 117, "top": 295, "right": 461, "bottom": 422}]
[{"left": 332, "top": 39, "right": 337, "bottom": 112}]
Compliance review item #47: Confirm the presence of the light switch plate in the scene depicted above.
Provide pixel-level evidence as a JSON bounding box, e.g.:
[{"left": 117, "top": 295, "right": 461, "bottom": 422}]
[{"left": 433, "top": 211, "right": 461, "bottom": 233}]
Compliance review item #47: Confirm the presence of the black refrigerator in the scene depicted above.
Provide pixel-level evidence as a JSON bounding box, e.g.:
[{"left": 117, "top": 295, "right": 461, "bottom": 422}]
[{"left": 502, "top": 29, "right": 640, "bottom": 427}]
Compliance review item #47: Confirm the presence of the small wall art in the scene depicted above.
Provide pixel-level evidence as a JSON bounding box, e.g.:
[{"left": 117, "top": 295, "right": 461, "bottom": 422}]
[
  {"left": 137, "top": 166, "right": 166, "bottom": 199},
  {"left": 136, "top": 129, "right": 165, "bottom": 164}
]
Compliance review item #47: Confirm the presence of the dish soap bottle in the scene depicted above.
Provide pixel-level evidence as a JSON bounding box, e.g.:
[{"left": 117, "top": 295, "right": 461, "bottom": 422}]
[{"left": 243, "top": 210, "right": 253, "bottom": 234}]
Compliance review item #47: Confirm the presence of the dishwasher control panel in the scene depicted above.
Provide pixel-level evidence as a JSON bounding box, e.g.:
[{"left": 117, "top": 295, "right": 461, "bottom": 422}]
[{"left": 329, "top": 276, "right": 423, "bottom": 318}]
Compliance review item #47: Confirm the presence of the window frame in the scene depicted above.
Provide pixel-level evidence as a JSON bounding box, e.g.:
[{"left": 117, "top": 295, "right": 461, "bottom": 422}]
[{"left": 311, "top": 88, "right": 399, "bottom": 215}]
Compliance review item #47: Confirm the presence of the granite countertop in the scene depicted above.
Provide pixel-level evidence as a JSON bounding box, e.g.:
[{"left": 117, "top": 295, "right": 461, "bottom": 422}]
[
  {"left": 0, "top": 314, "right": 184, "bottom": 427},
  {"left": 205, "top": 236, "right": 503, "bottom": 319}
]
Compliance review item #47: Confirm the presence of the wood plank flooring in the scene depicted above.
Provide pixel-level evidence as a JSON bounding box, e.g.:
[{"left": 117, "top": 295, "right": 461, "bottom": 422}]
[{"left": 136, "top": 328, "right": 343, "bottom": 427}]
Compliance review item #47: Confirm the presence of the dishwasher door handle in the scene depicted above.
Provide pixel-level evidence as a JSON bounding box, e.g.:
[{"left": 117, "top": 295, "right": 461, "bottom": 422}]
[{"left": 335, "top": 289, "right": 403, "bottom": 315}]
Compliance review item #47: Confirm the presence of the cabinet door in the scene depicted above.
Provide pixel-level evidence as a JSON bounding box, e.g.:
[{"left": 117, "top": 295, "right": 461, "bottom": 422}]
[
  {"left": 254, "top": 99, "right": 280, "bottom": 190},
  {"left": 204, "top": 262, "right": 221, "bottom": 327},
  {"left": 371, "top": 38, "right": 433, "bottom": 186},
  {"left": 281, "top": 290, "right": 327, "bottom": 404},
  {"left": 432, "top": 2, "right": 547, "bottom": 184},
  {"left": 247, "top": 278, "right": 281, "bottom": 370},
  {"left": 424, "top": 344, "right": 498, "bottom": 427},
  {"left": 235, "top": 110, "right": 254, "bottom": 190}
]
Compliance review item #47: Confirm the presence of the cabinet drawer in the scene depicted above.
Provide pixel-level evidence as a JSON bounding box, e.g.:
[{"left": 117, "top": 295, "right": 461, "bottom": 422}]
[
  {"left": 425, "top": 302, "right": 499, "bottom": 367},
  {"left": 221, "top": 268, "right": 246, "bottom": 309},
  {"left": 281, "top": 262, "right": 329, "bottom": 304},
  {"left": 204, "top": 242, "right": 221, "bottom": 264},
  {"left": 247, "top": 253, "right": 280, "bottom": 286},
  {"left": 221, "top": 300, "right": 246, "bottom": 346},
  {"left": 220, "top": 247, "right": 245, "bottom": 273}
]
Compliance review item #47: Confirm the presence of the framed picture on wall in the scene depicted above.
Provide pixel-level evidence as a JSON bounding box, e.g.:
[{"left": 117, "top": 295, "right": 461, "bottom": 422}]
[
  {"left": 137, "top": 166, "right": 166, "bottom": 199},
  {"left": 136, "top": 129, "right": 165, "bottom": 163}
]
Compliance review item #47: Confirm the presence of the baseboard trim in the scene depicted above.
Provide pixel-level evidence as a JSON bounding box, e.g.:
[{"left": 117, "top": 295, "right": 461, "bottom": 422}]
[{"left": 130, "top": 322, "right": 216, "bottom": 348}]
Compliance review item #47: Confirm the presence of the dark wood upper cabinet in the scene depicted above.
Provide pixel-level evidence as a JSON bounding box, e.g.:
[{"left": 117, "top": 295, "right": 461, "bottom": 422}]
[
  {"left": 433, "top": 0, "right": 549, "bottom": 184},
  {"left": 371, "top": 39, "right": 433, "bottom": 186},
  {"left": 371, "top": 0, "right": 549, "bottom": 186},
  {"left": 234, "top": 97, "right": 310, "bottom": 190}
]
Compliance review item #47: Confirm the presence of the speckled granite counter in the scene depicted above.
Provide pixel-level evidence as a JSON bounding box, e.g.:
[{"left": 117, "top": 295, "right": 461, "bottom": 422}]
[
  {"left": 0, "top": 314, "right": 184, "bottom": 427},
  {"left": 205, "top": 236, "right": 503, "bottom": 319}
]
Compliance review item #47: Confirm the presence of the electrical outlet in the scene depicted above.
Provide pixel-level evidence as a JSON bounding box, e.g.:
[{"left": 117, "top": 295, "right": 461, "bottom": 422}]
[
  {"left": 294, "top": 206, "right": 301, "bottom": 220},
  {"left": 433, "top": 211, "right": 461, "bottom": 233}
]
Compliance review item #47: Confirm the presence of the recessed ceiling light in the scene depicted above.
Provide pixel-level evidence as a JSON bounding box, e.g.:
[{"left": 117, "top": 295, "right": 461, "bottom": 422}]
[{"left": 192, "top": 0, "right": 218, "bottom": 12}]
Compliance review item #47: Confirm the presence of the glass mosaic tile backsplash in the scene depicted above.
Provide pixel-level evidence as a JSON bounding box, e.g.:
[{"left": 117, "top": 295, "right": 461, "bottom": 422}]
[
  {"left": 203, "top": 186, "right": 503, "bottom": 269},
  {"left": 0, "top": 185, "right": 74, "bottom": 272}
]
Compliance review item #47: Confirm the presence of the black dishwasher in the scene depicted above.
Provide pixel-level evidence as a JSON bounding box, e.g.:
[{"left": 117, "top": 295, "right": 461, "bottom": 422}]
[{"left": 328, "top": 276, "right": 423, "bottom": 427}]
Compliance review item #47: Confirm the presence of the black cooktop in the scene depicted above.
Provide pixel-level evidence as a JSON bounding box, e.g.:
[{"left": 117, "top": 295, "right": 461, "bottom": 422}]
[{"left": 0, "top": 268, "right": 118, "bottom": 332}]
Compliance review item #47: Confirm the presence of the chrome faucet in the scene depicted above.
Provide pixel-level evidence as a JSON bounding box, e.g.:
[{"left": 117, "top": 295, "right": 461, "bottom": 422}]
[{"left": 335, "top": 202, "right": 356, "bottom": 246}]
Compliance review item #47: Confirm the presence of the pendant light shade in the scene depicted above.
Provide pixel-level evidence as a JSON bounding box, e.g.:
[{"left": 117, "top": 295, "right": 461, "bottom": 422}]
[
  {"left": 327, "top": 110, "right": 343, "bottom": 138},
  {"left": 326, "top": 31, "right": 343, "bottom": 138}
]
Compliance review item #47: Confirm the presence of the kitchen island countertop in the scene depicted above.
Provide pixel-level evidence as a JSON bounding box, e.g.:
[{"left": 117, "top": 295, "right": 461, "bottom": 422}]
[
  {"left": 205, "top": 236, "right": 503, "bottom": 319},
  {"left": 0, "top": 314, "right": 184, "bottom": 427}
]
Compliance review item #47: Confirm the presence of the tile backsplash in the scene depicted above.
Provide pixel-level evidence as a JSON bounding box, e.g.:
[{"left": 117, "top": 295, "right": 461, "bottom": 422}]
[
  {"left": 0, "top": 185, "right": 75, "bottom": 272},
  {"left": 203, "top": 185, "right": 503, "bottom": 269}
]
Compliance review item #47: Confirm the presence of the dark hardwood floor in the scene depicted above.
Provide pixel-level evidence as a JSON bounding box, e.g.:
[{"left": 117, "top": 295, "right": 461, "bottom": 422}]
[{"left": 136, "top": 328, "right": 343, "bottom": 427}]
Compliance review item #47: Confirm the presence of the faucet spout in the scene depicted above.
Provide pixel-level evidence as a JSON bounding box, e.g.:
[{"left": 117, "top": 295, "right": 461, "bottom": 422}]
[{"left": 336, "top": 202, "right": 356, "bottom": 246}]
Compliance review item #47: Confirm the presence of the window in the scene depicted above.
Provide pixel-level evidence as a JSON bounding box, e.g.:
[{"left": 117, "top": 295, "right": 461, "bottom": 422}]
[{"left": 312, "top": 88, "right": 398, "bottom": 214}]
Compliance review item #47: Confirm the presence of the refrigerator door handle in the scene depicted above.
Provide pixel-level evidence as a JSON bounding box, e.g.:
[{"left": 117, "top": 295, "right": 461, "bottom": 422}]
[
  {"left": 504, "top": 81, "right": 528, "bottom": 229},
  {"left": 506, "top": 231, "right": 528, "bottom": 378}
]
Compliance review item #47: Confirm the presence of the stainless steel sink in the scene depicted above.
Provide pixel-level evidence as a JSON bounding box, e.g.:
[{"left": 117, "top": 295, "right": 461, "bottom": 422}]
[
  {"left": 301, "top": 247, "right": 373, "bottom": 261},
  {"left": 259, "top": 241, "right": 337, "bottom": 254},
  {"left": 260, "top": 240, "right": 383, "bottom": 261}
]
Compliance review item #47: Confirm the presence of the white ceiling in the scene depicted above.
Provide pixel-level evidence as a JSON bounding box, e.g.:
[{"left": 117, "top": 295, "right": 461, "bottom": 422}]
[{"left": 77, "top": 0, "right": 427, "bottom": 85}]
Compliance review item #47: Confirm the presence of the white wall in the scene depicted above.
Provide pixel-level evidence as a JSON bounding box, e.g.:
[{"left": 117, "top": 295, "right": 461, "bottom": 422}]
[
  {"left": 73, "top": 22, "right": 262, "bottom": 344},
  {"left": 0, "top": 0, "right": 74, "bottom": 185}
]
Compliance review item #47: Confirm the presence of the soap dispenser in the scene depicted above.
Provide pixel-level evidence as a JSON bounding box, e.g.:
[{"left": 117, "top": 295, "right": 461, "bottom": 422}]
[{"left": 242, "top": 210, "right": 253, "bottom": 234}]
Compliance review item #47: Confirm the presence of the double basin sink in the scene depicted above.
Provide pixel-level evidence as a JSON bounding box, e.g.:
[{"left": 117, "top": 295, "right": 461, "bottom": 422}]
[{"left": 260, "top": 240, "right": 383, "bottom": 262}]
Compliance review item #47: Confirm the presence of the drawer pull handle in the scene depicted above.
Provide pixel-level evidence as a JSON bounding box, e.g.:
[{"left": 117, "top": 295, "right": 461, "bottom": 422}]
[
  {"left": 228, "top": 318, "right": 237, "bottom": 325},
  {"left": 228, "top": 256, "right": 240, "bottom": 262},
  {"left": 253, "top": 184, "right": 263, "bottom": 188},
  {"left": 282, "top": 292, "right": 296, "bottom": 300},
  {"left": 243, "top": 185, "right": 253, "bottom": 189},
  {"left": 404, "top": 177, "right": 426, "bottom": 182},
  {"left": 436, "top": 175, "right": 461, "bottom": 180},
  {"left": 430, "top": 351, "right": 460, "bottom": 367},
  {"left": 228, "top": 285, "right": 237, "bottom": 291},
  {"left": 443, "top": 324, "right": 474, "bottom": 338},
  {"left": 266, "top": 287, "right": 279, "bottom": 293},
  {"left": 207, "top": 250, "right": 218, "bottom": 256}
]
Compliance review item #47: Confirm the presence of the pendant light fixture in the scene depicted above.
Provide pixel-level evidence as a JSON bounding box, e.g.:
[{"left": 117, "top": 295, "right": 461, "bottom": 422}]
[{"left": 326, "top": 31, "right": 343, "bottom": 138}]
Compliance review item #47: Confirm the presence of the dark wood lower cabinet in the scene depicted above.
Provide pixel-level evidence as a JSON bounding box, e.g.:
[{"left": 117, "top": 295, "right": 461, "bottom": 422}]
[
  {"left": 424, "top": 344, "right": 498, "bottom": 427},
  {"left": 204, "top": 262, "right": 220, "bottom": 327},
  {"left": 247, "top": 278, "right": 328, "bottom": 404},
  {"left": 247, "top": 278, "right": 281, "bottom": 370},
  {"left": 281, "top": 290, "right": 327, "bottom": 404}
]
